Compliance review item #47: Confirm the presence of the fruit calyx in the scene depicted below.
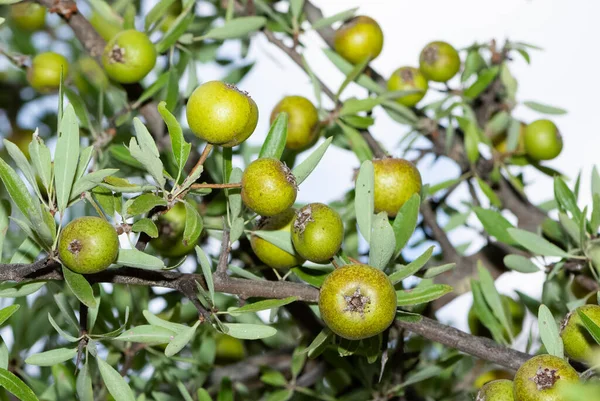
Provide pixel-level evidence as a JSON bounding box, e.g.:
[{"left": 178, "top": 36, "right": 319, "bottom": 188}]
[
  {"left": 343, "top": 287, "right": 370, "bottom": 318},
  {"left": 67, "top": 240, "right": 83, "bottom": 254},
  {"left": 530, "top": 366, "right": 560, "bottom": 391},
  {"left": 282, "top": 163, "right": 298, "bottom": 189},
  {"left": 225, "top": 82, "right": 249, "bottom": 97},
  {"left": 399, "top": 68, "right": 415, "bottom": 83},
  {"left": 108, "top": 45, "right": 125, "bottom": 64},
  {"left": 293, "top": 206, "right": 314, "bottom": 233},
  {"left": 560, "top": 310, "right": 573, "bottom": 332},
  {"left": 422, "top": 45, "right": 439, "bottom": 64}
]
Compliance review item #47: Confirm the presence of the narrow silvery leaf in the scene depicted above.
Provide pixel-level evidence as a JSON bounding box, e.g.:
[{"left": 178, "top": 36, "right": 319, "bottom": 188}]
[
  {"left": 396, "top": 284, "right": 452, "bottom": 306},
  {"left": 71, "top": 169, "right": 118, "bottom": 201},
  {"left": 3, "top": 139, "right": 40, "bottom": 199},
  {"left": 28, "top": 132, "right": 52, "bottom": 189},
  {"left": 369, "top": 212, "right": 395, "bottom": 269},
  {"left": 9, "top": 238, "right": 40, "bottom": 264},
  {"left": 195, "top": 246, "right": 214, "bottom": 303},
  {"left": 114, "top": 325, "right": 176, "bottom": 344},
  {"left": 0, "top": 338, "right": 8, "bottom": 370},
  {"left": 0, "top": 200, "right": 9, "bottom": 262},
  {"left": 507, "top": 228, "right": 571, "bottom": 258},
  {"left": 389, "top": 246, "right": 434, "bottom": 284},
  {"left": 203, "top": 16, "right": 267, "bottom": 40},
  {"left": 292, "top": 137, "right": 333, "bottom": 185},
  {"left": 158, "top": 101, "right": 190, "bottom": 179},
  {"left": 75, "top": 146, "right": 94, "bottom": 181},
  {"left": 145, "top": 0, "right": 176, "bottom": 30},
  {"left": 355, "top": 160, "right": 374, "bottom": 242},
  {"left": 54, "top": 104, "right": 80, "bottom": 213},
  {"left": 252, "top": 229, "right": 295, "bottom": 254},
  {"left": 227, "top": 168, "right": 243, "bottom": 218},
  {"left": 164, "top": 321, "right": 200, "bottom": 357},
  {"left": 183, "top": 201, "right": 203, "bottom": 246},
  {"left": 0, "top": 305, "right": 19, "bottom": 326},
  {"left": 538, "top": 305, "right": 564, "bottom": 358},
  {"left": 116, "top": 248, "right": 165, "bottom": 270},
  {"left": 259, "top": 112, "right": 288, "bottom": 160},
  {"left": 392, "top": 194, "right": 420, "bottom": 257},
  {"left": 478, "top": 264, "right": 513, "bottom": 340},
  {"left": 129, "top": 119, "right": 166, "bottom": 188},
  {"left": 142, "top": 310, "right": 187, "bottom": 334},
  {"left": 65, "top": 87, "right": 92, "bottom": 131},
  {"left": 0, "top": 368, "right": 39, "bottom": 401},
  {"left": 25, "top": 347, "right": 78, "bottom": 366},
  {"left": 97, "top": 358, "right": 135, "bottom": 401},
  {"left": 62, "top": 266, "right": 97, "bottom": 309},
  {"left": 221, "top": 323, "right": 277, "bottom": 340},
  {"left": 76, "top": 361, "right": 93, "bottom": 401},
  {"left": 310, "top": 7, "right": 358, "bottom": 30}
]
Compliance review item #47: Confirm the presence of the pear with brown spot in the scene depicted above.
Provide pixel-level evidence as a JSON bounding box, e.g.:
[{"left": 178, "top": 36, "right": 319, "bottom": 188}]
[
  {"left": 513, "top": 355, "right": 579, "bottom": 401},
  {"left": 319, "top": 264, "right": 397, "bottom": 340}
]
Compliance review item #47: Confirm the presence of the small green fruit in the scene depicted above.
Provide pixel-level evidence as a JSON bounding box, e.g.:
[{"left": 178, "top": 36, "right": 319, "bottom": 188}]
[
  {"left": 270, "top": 96, "right": 320, "bottom": 151},
  {"left": 58, "top": 217, "right": 119, "bottom": 274},
  {"left": 150, "top": 202, "right": 198, "bottom": 258},
  {"left": 523, "top": 120, "right": 563, "bottom": 161},
  {"left": 513, "top": 355, "right": 579, "bottom": 401},
  {"left": 419, "top": 41, "right": 461, "bottom": 82},
  {"left": 27, "top": 52, "right": 69, "bottom": 93},
  {"left": 476, "top": 379, "right": 515, "bottom": 401},
  {"left": 387, "top": 67, "right": 429, "bottom": 107},
  {"left": 250, "top": 209, "right": 304, "bottom": 269},
  {"left": 291, "top": 203, "right": 344, "bottom": 264},
  {"left": 10, "top": 1, "right": 46, "bottom": 31},
  {"left": 474, "top": 370, "right": 514, "bottom": 389},
  {"left": 89, "top": 12, "right": 122, "bottom": 41},
  {"left": 373, "top": 158, "right": 422, "bottom": 217},
  {"left": 186, "top": 81, "right": 259, "bottom": 147},
  {"left": 241, "top": 158, "right": 297, "bottom": 217},
  {"left": 334, "top": 16, "right": 384, "bottom": 64},
  {"left": 468, "top": 295, "right": 525, "bottom": 340},
  {"left": 102, "top": 30, "right": 156, "bottom": 84},
  {"left": 493, "top": 123, "right": 527, "bottom": 155},
  {"left": 560, "top": 305, "right": 600, "bottom": 362},
  {"left": 319, "top": 264, "right": 397, "bottom": 340},
  {"left": 215, "top": 334, "right": 246, "bottom": 363}
]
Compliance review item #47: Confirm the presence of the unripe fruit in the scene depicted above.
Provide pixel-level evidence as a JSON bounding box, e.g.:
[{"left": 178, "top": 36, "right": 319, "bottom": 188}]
[
  {"left": 319, "top": 264, "right": 397, "bottom": 340},
  {"left": 513, "top": 355, "right": 579, "bottom": 401},
  {"left": 373, "top": 158, "right": 422, "bottom": 217},
  {"left": 291, "top": 203, "right": 344, "bottom": 263},
  {"left": 475, "top": 380, "right": 515, "bottom": 401},
  {"left": 468, "top": 295, "right": 525, "bottom": 340},
  {"left": 333, "top": 16, "right": 384, "bottom": 64},
  {"left": 270, "top": 96, "right": 320, "bottom": 151},
  {"left": 150, "top": 202, "right": 198, "bottom": 258},
  {"left": 215, "top": 334, "right": 246, "bottom": 363},
  {"left": 241, "top": 158, "right": 297, "bottom": 217},
  {"left": 493, "top": 123, "right": 527, "bottom": 155},
  {"left": 474, "top": 370, "right": 514, "bottom": 389},
  {"left": 102, "top": 30, "right": 156, "bottom": 84},
  {"left": 58, "top": 217, "right": 119, "bottom": 274},
  {"left": 89, "top": 12, "right": 122, "bottom": 41},
  {"left": 523, "top": 120, "right": 563, "bottom": 161},
  {"left": 27, "top": 52, "right": 69, "bottom": 93},
  {"left": 250, "top": 209, "right": 304, "bottom": 269},
  {"left": 419, "top": 41, "right": 461, "bottom": 83},
  {"left": 560, "top": 305, "right": 600, "bottom": 362},
  {"left": 73, "top": 56, "right": 109, "bottom": 93},
  {"left": 10, "top": 2, "right": 46, "bottom": 32},
  {"left": 186, "top": 81, "right": 258, "bottom": 147},
  {"left": 387, "top": 67, "right": 429, "bottom": 108}
]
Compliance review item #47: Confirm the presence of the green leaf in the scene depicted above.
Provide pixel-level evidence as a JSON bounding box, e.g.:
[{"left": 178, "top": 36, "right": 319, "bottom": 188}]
[
  {"left": 577, "top": 310, "right": 600, "bottom": 345},
  {"left": 183, "top": 201, "right": 203, "bottom": 246},
  {"left": 3, "top": 139, "right": 41, "bottom": 200},
  {"left": 554, "top": 176, "right": 581, "bottom": 222},
  {"left": 503, "top": 255, "right": 539, "bottom": 273},
  {"left": 261, "top": 370, "right": 287, "bottom": 387},
  {"left": 381, "top": 101, "right": 419, "bottom": 125},
  {"left": 135, "top": 72, "right": 170, "bottom": 107},
  {"left": 28, "top": 133, "right": 52, "bottom": 190},
  {"left": 114, "top": 325, "right": 176, "bottom": 344},
  {"left": 97, "top": 358, "right": 135, "bottom": 401},
  {"left": 471, "top": 280, "right": 506, "bottom": 344},
  {"left": 9, "top": 238, "right": 40, "bottom": 264},
  {"left": 195, "top": 246, "right": 214, "bottom": 304},
  {"left": 292, "top": 137, "right": 333, "bottom": 185},
  {"left": 25, "top": 347, "right": 77, "bottom": 366},
  {"left": 337, "top": 121, "right": 373, "bottom": 162},
  {"left": 304, "top": 328, "right": 332, "bottom": 358},
  {"left": 478, "top": 264, "right": 513, "bottom": 340},
  {"left": 129, "top": 118, "right": 166, "bottom": 189},
  {"left": 0, "top": 281, "right": 45, "bottom": 298},
  {"left": 203, "top": 16, "right": 267, "bottom": 40},
  {"left": 131, "top": 218, "right": 158, "bottom": 238},
  {"left": 523, "top": 101, "right": 567, "bottom": 115},
  {"left": 396, "top": 284, "right": 452, "bottom": 306},
  {"left": 289, "top": 0, "right": 304, "bottom": 20},
  {"left": 0, "top": 305, "right": 19, "bottom": 326},
  {"left": 323, "top": 49, "right": 384, "bottom": 94},
  {"left": 226, "top": 297, "right": 297, "bottom": 316},
  {"left": 221, "top": 323, "right": 277, "bottom": 340},
  {"left": 177, "top": 382, "right": 194, "bottom": 401},
  {"left": 0, "top": 200, "right": 8, "bottom": 261},
  {"left": 252, "top": 229, "right": 295, "bottom": 255},
  {"left": 476, "top": 178, "right": 501, "bottom": 208},
  {"left": 64, "top": 87, "right": 92, "bottom": 131},
  {"left": 71, "top": 169, "right": 118, "bottom": 200},
  {"left": 507, "top": 228, "right": 571, "bottom": 258},
  {"left": 229, "top": 216, "right": 245, "bottom": 243},
  {"left": 355, "top": 160, "right": 374, "bottom": 243},
  {"left": 463, "top": 66, "right": 499, "bottom": 99},
  {"left": 473, "top": 207, "right": 515, "bottom": 244},
  {"left": 259, "top": 113, "right": 288, "bottom": 160},
  {"left": 116, "top": 248, "right": 165, "bottom": 270},
  {"left": 165, "top": 321, "right": 200, "bottom": 357},
  {"left": 337, "top": 56, "right": 371, "bottom": 99},
  {"left": 227, "top": 167, "right": 243, "bottom": 218},
  {"left": 142, "top": 310, "right": 187, "bottom": 334},
  {"left": 369, "top": 212, "right": 395, "bottom": 269},
  {"left": 392, "top": 194, "right": 420, "bottom": 256},
  {"left": 145, "top": 0, "right": 176, "bottom": 30},
  {"left": 76, "top": 362, "right": 93, "bottom": 401},
  {"left": 62, "top": 266, "right": 97, "bottom": 308},
  {"left": 158, "top": 101, "right": 191, "bottom": 179},
  {"left": 389, "top": 246, "right": 434, "bottom": 284},
  {"left": 156, "top": 9, "right": 194, "bottom": 53},
  {"left": 310, "top": 7, "right": 358, "bottom": 30},
  {"left": 340, "top": 97, "right": 385, "bottom": 116},
  {"left": 291, "top": 266, "right": 330, "bottom": 288},
  {"left": 423, "top": 263, "right": 456, "bottom": 278},
  {"left": 197, "top": 388, "right": 212, "bottom": 401},
  {"left": 54, "top": 104, "right": 80, "bottom": 213},
  {"left": 538, "top": 305, "right": 564, "bottom": 358},
  {"left": 0, "top": 367, "right": 39, "bottom": 401}
]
